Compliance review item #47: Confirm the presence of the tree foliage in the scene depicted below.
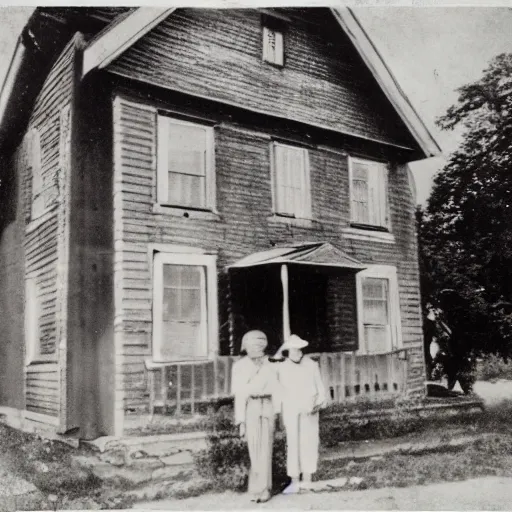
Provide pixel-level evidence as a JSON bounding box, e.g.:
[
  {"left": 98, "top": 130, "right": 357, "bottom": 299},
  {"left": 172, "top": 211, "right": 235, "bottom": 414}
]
[{"left": 419, "top": 53, "right": 512, "bottom": 360}]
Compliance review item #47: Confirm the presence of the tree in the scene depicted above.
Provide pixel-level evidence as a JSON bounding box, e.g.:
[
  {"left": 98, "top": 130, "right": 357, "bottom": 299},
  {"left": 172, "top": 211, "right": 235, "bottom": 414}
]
[{"left": 419, "top": 53, "right": 512, "bottom": 362}]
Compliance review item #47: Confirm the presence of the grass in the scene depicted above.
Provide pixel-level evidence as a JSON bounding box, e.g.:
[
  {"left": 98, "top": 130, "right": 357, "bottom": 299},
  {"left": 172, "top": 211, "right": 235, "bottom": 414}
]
[
  {"left": 316, "top": 434, "right": 512, "bottom": 490},
  {"left": 0, "top": 423, "right": 136, "bottom": 511},
  {"left": 2, "top": 399, "right": 512, "bottom": 508}
]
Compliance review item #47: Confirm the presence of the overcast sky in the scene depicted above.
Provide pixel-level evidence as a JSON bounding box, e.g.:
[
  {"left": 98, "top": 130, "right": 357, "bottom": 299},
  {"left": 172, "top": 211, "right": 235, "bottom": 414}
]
[{"left": 1, "top": 5, "right": 512, "bottom": 205}]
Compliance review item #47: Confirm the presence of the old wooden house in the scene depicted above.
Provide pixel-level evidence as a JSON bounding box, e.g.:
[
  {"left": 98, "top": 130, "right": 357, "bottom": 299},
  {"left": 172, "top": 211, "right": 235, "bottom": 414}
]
[{"left": 0, "top": 7, "right": 441, "bottom": 440}]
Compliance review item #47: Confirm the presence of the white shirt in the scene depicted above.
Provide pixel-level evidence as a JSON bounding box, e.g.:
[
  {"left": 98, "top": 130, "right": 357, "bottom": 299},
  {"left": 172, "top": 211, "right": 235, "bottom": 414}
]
[
  {"left": 231, "top": 356, "right": 281, "bottom": 424},
  {"left": 277, "top": 356, "right": 327, "bottom": 415}
]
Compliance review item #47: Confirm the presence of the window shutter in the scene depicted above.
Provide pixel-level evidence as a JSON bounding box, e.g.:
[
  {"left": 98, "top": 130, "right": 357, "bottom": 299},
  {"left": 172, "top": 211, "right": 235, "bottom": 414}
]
[
  {"left": 157, "top": 116, "right": 169, "bottom": 204},
  {"left": 351, "top": 161, "right": 369, "bottom": 224},
  {"left": 382, "top": 166, "right": 390, "bottom": 228},
  {"left": 274, "top": 144, "right": 288, "bottom": 214}
]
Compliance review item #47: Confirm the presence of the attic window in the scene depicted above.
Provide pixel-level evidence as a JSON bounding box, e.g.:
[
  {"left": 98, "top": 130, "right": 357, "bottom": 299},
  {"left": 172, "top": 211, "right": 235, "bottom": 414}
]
[{"left": 261, "top": 14, "right": 286, "bottom": 67}]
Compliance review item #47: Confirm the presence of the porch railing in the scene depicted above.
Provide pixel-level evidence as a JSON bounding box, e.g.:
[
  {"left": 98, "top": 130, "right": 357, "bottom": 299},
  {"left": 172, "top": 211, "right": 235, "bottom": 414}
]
[
  {"left": 145, "top": 349, "right": 408, "bottom": 417},
  {"left": 312, "top": 349, "right": 409, "bottom": 402}
]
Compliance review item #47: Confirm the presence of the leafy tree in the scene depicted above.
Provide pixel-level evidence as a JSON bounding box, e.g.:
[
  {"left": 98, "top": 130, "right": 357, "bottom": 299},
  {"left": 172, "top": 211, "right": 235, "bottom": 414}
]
[{"left": 419, "top": 53, "right": 512, "bottom": 363}]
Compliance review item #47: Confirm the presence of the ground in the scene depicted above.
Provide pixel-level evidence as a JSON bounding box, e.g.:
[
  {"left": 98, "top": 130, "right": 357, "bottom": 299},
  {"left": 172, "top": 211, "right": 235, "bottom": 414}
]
[
  {"left": 135, "top": 476, "right": 512, "bottom": 510},
  {"left": 1, "top": 380, "right": 512, "bottom": 510}
]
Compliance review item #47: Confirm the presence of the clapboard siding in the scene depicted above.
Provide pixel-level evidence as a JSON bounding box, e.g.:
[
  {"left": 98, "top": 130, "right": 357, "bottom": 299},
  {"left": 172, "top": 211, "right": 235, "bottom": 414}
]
[
  {"left": 112, "top": 92, "right": 425, "bottom": 416},
  {"left": 109, "top": 9, "right": 418, "bottom": 151},
  {"left": 13, "top": 37, "right": 79, "bottom": 420}
]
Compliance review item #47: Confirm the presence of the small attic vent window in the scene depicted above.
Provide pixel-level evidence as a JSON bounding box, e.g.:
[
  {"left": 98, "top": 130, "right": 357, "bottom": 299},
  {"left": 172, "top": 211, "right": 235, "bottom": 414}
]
[{"left": 263, "top": 26, "right": 284, "bottom": 66}]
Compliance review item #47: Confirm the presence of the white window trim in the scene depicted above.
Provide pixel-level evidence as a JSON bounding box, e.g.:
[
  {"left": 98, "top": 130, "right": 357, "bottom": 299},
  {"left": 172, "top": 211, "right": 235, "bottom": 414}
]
[
  {"left": 356, "top": 265, "right": 402, "bottom": 355},
  {"left": 156, "top": 115, "right": 216, "bottom": 212},
  {"left": 152, "top": 252, "right": 218, "bottom": 363},
  {"left": 348, "top": 156, "right": 390, "bottom": 230},
  {"left": 270, "top": 141, "right": 312, "bottom": 220}
]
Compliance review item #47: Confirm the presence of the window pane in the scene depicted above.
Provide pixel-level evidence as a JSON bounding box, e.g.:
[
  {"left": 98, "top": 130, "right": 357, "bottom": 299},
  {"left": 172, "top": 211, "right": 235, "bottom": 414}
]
[
  {"left": 362, "top": 278, "right": 389, "bottom": 324},
  {"left": 274, "top": 145, "right": 308, "bottom": 217},
  {"left": 160, "top": 264, "right": 206, "bottom": 361},
  {"left": 352, "top": 160, "right": 388, "bottom": 227},
  {"left": 164, "top": 121, "right": 209, "bottom": 208},
  {"left": 168, "top": 173, "right": 206, "bottom": 208},
  {"left": 363, "top": 299, "right": 388, "bottom": 324},
  {"left": 163, "top": 288, "right": 180, "bottom": 321},
  {"left": 169, "top": 123, "right": 207, "bottom": 155},
  {"left": 363, "top": 278, "right": 387, "bottom": 299},
  {"left": 364, "top": 326, "right": 389, "bottom": 353}
]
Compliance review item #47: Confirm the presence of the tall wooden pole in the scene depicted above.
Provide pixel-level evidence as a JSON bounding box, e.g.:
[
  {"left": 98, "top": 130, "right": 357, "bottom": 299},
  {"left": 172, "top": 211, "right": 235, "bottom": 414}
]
[{"left": 281, "top": 264, "right": 291, "bottom": 342}]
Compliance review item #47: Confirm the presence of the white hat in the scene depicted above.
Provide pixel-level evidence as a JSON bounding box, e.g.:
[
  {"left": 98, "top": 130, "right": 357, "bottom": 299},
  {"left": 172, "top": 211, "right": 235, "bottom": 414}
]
[
  {"left": 281, "top": 334, "right": 309, "bottom": 351},
  {"left": 241, "top": 330, "right": 268, "bottom": 353}
]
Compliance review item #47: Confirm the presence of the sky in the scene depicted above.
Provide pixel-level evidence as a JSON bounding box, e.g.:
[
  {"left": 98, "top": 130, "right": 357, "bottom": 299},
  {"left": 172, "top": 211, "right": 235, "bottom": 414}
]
[{"left": 1, "top": 5, "right": 512, "bottom": 205}]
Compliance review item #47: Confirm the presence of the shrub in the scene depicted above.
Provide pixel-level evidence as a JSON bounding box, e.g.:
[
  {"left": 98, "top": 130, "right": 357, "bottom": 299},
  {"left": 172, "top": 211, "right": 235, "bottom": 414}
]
[
  {"left": 194, "top": 405, "right": 288, "bottom": 493},
  {"left": 477, "top": 354, "right": 512, "bottom": 381}
]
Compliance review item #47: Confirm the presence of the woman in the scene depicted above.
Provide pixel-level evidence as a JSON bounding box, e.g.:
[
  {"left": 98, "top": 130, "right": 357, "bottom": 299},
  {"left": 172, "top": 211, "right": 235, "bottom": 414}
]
[
  {"left": 231, "top": 330, "right": 281, "bottom": 503},
  {"left": 275, "top": 334, "right": 327, "bottom": 494}
]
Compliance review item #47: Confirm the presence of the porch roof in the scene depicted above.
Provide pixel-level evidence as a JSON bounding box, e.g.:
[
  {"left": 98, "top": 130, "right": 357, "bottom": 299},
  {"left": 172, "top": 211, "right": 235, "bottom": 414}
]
[{"left": 227, "top": 242, "right": 366, "bottom": 271}]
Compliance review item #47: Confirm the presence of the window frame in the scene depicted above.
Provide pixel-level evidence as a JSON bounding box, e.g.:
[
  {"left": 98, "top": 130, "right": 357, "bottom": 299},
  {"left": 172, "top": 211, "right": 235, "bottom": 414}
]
[
  {"left": 270, "top": 141, "right": 312, "bottom": 220},
  {"left": 156, "top": 115, "right": 216, "bottom": 212},
  {"left": 355, "top": 265, "right": 402, "bottom": 355},
  {"left": 348, "top": 156, "right": 390, "bottom": 231},
  {"left": 152, "top": 251, "right": 218, "bottom": 364}
]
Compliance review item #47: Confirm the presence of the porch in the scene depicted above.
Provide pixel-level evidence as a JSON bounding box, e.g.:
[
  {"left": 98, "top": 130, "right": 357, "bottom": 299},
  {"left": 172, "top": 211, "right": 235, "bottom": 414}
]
[{"left": 145, "top": 348, "right": 409, "bottom": 418}]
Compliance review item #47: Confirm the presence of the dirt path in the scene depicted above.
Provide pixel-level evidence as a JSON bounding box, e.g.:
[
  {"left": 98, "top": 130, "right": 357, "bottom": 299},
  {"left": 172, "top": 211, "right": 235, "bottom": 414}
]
[{"left": 134, "top": 476, "right": 512, "bottom": 510}]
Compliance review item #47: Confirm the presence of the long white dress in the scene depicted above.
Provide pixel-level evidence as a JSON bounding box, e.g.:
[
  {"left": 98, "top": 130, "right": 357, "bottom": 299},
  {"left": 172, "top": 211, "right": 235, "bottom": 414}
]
[
  {"left": 231, "top": 356, "right": 281, "bottom": 497},
  {"left": 277, "top": 356, "right": 327, "bottom": 478}
]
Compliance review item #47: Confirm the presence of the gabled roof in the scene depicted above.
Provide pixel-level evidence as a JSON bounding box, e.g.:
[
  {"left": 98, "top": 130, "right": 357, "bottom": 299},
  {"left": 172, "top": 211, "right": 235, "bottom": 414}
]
[
  {"left": 331, "top": 9, "right": 441, "bottom": 158},
  {"left": 228, "top": 242, "right": 366, "bottom": 270},
  {"left": 81, "top": 6, "right": 441, "bottom": 159},
  {"left": 0, "top": 7, "right": 441, "bottom": 159}
]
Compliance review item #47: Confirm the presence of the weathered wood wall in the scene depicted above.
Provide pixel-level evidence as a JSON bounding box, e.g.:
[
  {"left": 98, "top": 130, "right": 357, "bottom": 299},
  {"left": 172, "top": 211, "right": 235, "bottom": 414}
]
[
  {"left": 0, "top": 36, "right": 79, "bottom": 422},
  {"left": 108, "top": 8, "right": 419, "bottom": 153},
  {"left": 112, "top": 87, "right": 425, "bottom": 419}
]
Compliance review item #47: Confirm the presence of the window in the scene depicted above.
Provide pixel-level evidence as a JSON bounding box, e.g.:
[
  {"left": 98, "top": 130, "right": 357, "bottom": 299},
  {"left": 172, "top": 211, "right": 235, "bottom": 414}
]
[
  {"left": 152, "top": 252, "right": 218, "bottom": 363},
  {"left": 356, "top": 266, "right": 402, "bottom": 354},
  {"left": 271, "top": 142, "right": 311, "bottom": 219},
  {"left": 349, "top": 157, "right": 389, "bottom": 229},
  {"left": 27, "top": 128, "right": 44, "bottom": 220},
  {"left": 157, "top": 116, "right": 215, "bottom": 210},
  {"left": 262, "top": 26, "right": 284, "bottom": 66}
]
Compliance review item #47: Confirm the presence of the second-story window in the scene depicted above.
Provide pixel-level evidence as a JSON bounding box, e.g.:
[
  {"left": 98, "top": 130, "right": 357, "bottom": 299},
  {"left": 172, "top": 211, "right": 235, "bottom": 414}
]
[
  {"left": 349, "top": 157, "right": 390, "bottom": 229},
  {"left": 157, "top": 116, "right": 215, "bottom": 210},
  {"left": 272, "top": 142, "right": 311, "bottom": 219}
]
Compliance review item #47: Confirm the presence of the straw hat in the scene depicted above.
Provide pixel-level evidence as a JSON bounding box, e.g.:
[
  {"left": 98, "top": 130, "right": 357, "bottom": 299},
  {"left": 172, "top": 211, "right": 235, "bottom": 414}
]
[{"left": 280, "top": 334, "right": 309, "bottom": 351}]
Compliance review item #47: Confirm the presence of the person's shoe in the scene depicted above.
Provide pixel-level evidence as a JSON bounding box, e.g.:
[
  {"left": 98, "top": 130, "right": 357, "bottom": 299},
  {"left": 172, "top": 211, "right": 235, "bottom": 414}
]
[
  {"left": 256, "top": 490, "right": 271, "bottom": 503},
  {"left": 282, "top": 481, "right": 300, "bottom": 495}
]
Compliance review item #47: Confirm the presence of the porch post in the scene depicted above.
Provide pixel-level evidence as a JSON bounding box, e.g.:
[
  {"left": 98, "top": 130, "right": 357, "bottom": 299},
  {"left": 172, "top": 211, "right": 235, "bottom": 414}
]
[{"left": 281, "top": 264, "right": 291, "bottom": 341}]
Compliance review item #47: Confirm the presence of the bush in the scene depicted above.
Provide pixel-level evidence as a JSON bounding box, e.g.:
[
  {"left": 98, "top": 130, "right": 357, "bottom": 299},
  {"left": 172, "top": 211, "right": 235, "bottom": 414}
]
[
  {"left": 477, "top": 354, "right": 512, "bottom": 381},
  {"left": 194, "top": 406, "right": 288, "bottom": 493}
]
